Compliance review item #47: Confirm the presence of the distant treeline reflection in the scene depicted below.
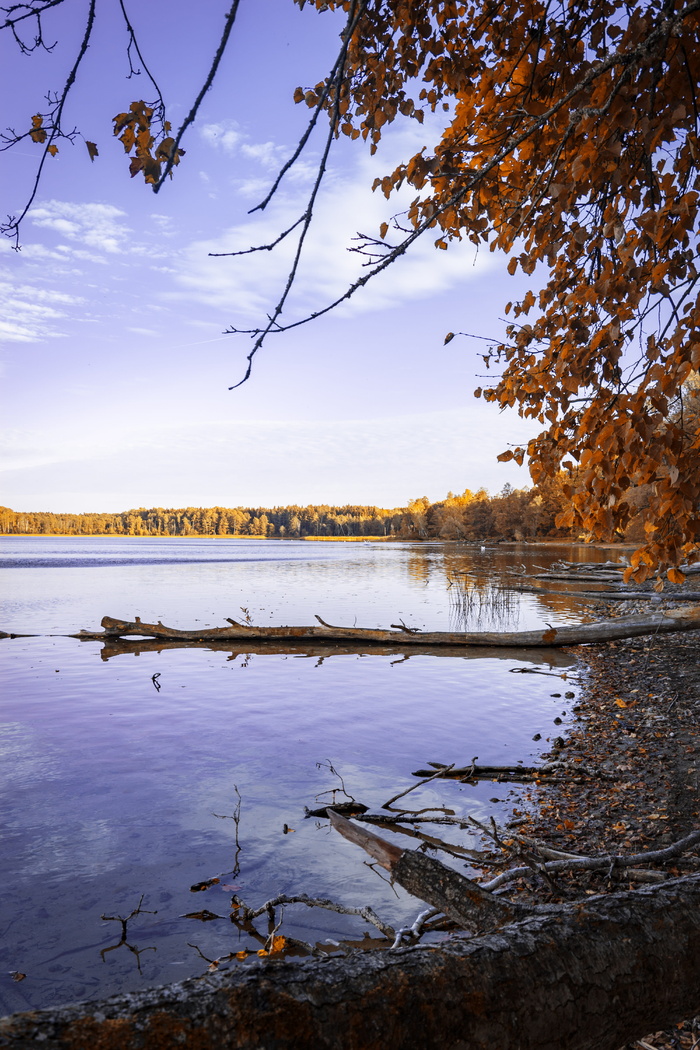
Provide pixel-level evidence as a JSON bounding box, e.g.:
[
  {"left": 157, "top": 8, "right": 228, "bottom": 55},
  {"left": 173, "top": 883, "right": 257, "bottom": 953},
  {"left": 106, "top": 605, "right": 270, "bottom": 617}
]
[{"left": 1, "top": 477, "right": 582, "bottom": 541}]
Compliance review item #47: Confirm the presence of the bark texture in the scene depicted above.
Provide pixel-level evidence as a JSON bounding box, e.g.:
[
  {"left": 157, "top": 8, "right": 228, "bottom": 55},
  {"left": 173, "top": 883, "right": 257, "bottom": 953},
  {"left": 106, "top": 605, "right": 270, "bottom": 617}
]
[
  {"left": 2, "top": 875, "right": 700, "bottom": 1050},
  {"left": 76, "top": 606, "right": 700, "bottom": 648}
]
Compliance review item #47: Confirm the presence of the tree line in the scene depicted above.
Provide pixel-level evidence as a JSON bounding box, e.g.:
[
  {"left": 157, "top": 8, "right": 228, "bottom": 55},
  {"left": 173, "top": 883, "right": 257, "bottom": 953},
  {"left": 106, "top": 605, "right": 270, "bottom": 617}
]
[{"left": 0, "top": 477, "right": 592, "bottom": 542}]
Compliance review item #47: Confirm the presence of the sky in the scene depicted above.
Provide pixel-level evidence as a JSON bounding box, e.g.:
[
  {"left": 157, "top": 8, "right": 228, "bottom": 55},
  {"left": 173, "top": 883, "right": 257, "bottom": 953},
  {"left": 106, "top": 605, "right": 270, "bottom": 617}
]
[{"left": 1, "top": 0, "right": 541, "bottom": 513}]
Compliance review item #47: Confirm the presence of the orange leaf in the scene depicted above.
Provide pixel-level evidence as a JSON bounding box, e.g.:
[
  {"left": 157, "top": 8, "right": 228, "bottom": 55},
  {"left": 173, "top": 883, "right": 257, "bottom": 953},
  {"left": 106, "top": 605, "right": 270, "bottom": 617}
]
[{"left": 29, "top": 115, "right": 46, "bottom": 143}]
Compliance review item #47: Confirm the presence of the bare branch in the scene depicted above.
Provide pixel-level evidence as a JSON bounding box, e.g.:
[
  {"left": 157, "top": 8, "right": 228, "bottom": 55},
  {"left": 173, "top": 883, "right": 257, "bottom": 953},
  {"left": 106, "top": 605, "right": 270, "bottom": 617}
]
[
  {"left": 151, "top": 0, "right": 243, "bottom": 192},
  {"left": 2, "top": 0, "right": 96, "bottom": 248}
]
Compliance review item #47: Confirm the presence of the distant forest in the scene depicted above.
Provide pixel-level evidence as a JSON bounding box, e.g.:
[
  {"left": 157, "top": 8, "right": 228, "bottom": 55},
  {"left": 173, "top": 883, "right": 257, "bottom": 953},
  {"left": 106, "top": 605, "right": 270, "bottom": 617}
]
[{"left": 0, "top": 476, "right": 610, "bottom": 542}]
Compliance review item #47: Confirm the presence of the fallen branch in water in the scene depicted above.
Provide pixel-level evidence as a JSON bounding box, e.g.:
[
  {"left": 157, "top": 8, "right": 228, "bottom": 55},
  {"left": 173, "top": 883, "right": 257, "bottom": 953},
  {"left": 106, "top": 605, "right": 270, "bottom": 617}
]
[
  {"left": 5, "top": 869, "right": 700, "bottom": 1050},
  {"left": 410, "top": 759, "right": 613, "bottom": 781},
  {"left": 4, "top": 811, "right": 700, "bottom": 1049},
  {"left": 330, "top": 809, "right": 700, "bottom": 908},
  {"left": 65, "top": 605, "right": 700, "bottom": 649},
  {"left": 328, "top": 810, "right": 530, "bottom": 933}
]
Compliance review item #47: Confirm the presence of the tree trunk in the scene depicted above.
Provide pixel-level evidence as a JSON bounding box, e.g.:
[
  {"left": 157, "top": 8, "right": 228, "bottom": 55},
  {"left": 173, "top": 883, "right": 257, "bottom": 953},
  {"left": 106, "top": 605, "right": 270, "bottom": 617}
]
[
  {"left": 73, "top": 605, "right": 700, "bottom": 648},
  {"left": 2, "top": 875, "right": 700, "bottom": 1050}
]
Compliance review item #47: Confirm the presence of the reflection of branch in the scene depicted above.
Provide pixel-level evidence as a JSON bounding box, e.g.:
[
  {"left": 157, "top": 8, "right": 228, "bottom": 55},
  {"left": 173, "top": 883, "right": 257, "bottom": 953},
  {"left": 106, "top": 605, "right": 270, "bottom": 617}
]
[
  {"left": 382, "top": 764, "right": 455, "bottom": 811},
  {"left": 99, "top": 894, "right": 157, "bottom": 973},
  {"left": 94, "top": 636, "right": 543, "bottom": 662},
  {"left": 213, "top": 785, "right": 243, "bottom": 878},
  {"left": 315, "top": 759, "right": 356, "bottom": 805}
]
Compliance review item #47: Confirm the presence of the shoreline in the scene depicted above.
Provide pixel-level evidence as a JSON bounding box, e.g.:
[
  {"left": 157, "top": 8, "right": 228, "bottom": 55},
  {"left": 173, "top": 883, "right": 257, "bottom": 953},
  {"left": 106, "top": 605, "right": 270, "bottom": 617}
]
[
  {"left": 510, "top": 627, "right": 700, "bottom": 1048},
  {"left": 0, "top": 533, "right": 634, "bottom": 550}
]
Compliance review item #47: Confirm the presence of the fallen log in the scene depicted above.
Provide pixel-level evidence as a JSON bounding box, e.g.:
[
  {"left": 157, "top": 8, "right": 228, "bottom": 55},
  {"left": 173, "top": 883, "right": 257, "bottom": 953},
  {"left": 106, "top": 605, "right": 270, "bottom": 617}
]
[
  {"left": 3, "top": 862, "right": 700, "bottom": 1049},
  {"left": 509, "top": 585, "right": 700, "bottom": 600},
  {"left": 328, "top": 810, "right": 528, "bottom": 933},
  {"left": 73, "top": 605, "right": 700, "bottom": 648}
]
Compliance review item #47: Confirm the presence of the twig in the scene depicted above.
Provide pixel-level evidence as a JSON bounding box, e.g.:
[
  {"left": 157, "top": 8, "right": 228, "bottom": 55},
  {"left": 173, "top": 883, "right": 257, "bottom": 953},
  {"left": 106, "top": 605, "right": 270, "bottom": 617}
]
[
  {"left": 390, "top": 907, "right": 440, "bottom": 949},
  {"left": 383, "top": 764, "right": 455, "bottom": 810},
  {"left": 315, "top": 759, "right": 356, "bottom": 804},
  {"left": 2, "top": 0, "right": 96, "bottom": 248},
  {"left": 389, "top": 621, "right": 421, "bottom": 635}
]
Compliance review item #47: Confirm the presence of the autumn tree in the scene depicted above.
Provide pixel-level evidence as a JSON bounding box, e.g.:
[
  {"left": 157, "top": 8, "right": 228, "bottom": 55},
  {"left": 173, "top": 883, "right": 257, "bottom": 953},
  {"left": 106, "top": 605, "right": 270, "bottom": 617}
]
[
  {"left": 268, "top": 0, "right": 700, "bottom": 580},
  {"left": 296, "top": 0, "right": 700, "bottom": 585},
  {"left": 4, "top": 0, "right": 700, "bottom": 581}
]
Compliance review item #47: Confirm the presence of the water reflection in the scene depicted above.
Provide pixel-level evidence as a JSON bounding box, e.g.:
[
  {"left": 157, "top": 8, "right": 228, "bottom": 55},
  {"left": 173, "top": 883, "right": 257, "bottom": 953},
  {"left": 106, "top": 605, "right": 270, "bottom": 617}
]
[
  {"left": 0, "top": 538, "right": 600, "bottom": 1015},
  {"left": 99, "top": 896, "right": 158, "bottom": 973}
]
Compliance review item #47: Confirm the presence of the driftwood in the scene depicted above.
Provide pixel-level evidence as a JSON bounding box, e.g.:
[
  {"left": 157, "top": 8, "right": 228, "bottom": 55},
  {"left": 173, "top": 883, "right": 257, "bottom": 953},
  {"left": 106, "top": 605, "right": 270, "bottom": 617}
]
[
  {"left": 72, "top": 605, "right": 700, "bottom": 649},
  {"left": 409, "top": 759, "right": 610, "bottom": 781}
]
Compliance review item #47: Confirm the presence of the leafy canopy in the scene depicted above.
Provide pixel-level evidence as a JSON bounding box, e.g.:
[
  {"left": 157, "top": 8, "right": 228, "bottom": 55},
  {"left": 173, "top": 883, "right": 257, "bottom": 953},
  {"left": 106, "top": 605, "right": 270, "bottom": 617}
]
[{"left": 4, "top": 0, "right": 700, "bottom": 581}]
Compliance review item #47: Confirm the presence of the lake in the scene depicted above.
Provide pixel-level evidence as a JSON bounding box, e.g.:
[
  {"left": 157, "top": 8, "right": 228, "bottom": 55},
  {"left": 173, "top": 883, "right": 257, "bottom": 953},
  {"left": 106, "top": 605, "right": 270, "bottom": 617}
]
[{"left": 0, "top": 536, "right": 602, "bottom": 1014}]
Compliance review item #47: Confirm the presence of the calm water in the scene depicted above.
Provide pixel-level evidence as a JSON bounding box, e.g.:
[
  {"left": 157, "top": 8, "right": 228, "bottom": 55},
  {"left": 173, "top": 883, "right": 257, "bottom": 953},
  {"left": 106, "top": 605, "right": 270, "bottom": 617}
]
[{"left": 0, "top": 537, "right": 601, "bottom": 1014}]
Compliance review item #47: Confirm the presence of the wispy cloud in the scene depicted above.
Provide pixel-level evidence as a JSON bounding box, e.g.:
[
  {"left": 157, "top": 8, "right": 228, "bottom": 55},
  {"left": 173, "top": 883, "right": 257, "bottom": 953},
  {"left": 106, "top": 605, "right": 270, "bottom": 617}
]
[
  {"left": 0, "top": 280, "right": 85, "bottom": 343},
  {"left": 29, "top": 201, "right": 132, "bottom": 254},
  {"left": 200, "top": 121, "right": 244, "bottom": 154},
  {"left": 201, "top": 121, "right": 294, "bottom": 173},
  {"left": 177, "top": 121, "right": 495, "bottom": 323}
]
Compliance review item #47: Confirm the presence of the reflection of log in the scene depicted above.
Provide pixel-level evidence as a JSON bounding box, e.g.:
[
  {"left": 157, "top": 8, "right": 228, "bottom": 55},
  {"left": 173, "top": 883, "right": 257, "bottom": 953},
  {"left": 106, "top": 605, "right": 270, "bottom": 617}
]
[
  {"left": 75, "top": 605, "right": 700, "bottom": 648},
  {"left": 88, "top": 637, "right": 577, "bottom": 666},
  {"left": 3, "top": 863, "right": 700, "bottom": 1048}
]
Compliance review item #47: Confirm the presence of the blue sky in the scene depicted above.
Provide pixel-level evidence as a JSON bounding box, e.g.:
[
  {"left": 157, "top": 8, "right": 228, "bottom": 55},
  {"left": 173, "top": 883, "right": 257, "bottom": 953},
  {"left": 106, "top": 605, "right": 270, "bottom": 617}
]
[{"left": 1, "top": 0, "right": 539, "bottom": 513}]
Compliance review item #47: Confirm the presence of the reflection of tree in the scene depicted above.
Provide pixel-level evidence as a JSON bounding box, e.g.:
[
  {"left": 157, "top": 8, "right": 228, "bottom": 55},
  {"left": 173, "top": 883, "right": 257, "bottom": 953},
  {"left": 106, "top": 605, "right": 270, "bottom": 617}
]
[{"left": 405, "top": 550, "right": 431, "bottom": 587}]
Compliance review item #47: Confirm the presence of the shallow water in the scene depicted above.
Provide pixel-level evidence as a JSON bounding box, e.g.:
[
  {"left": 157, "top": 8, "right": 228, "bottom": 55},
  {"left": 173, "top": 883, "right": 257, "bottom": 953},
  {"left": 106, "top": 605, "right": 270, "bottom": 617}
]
[{"left": 0, "top": 537, "right": 601, "bottom": 1013}]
